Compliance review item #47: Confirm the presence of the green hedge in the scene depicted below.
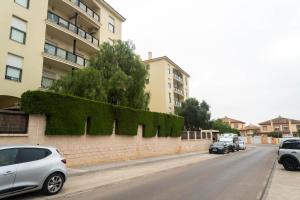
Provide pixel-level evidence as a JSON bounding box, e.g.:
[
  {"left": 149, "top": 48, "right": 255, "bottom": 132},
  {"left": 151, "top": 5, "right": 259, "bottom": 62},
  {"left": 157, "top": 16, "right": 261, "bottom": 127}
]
[{"left": 21, "top": 91, "right": 184, "bottom": 137}]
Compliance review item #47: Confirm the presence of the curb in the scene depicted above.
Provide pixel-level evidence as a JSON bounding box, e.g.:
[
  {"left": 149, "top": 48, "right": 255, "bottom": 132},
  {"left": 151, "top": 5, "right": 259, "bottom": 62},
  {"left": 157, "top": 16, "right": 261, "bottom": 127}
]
[{"left": 259, "top": 159, "right": 277, "bottom": 200}]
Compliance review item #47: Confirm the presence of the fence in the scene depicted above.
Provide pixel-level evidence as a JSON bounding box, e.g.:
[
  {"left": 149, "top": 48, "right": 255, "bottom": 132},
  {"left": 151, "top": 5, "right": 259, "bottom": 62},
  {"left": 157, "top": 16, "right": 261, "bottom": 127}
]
[
  {"left": 182, "top": 131, "right": 214, "bottom": 141},
  {"left": 0, "top": 110, "right": 28, "bottom": 134}
]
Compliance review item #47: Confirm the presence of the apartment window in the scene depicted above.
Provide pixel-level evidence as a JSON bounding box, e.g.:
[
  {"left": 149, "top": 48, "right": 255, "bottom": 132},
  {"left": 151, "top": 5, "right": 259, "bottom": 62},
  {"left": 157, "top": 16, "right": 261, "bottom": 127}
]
[
  {"left": 234, "top": 123, "right": 238, "bottom": 129},
  {"left": 185, "top": 77, "right": 188, "bottom": 85},
  {"left": 15, "top": 0, "right": 29, "bottom": 9},
  {"left": 41, "top": 77, "right": 54, "bottom": 89},
  {"left": 297, "top": 125, "right": 300, "bottom": 130},
  {"left": 108, "top": 38, "right": 114, "bottom": 45},
  {"left": 10, "top": 16, "right": 27, "bottom": 44},
  {"left": 5, "top": 54, "right": 23, "bottom": 82},
  {"left": 168, "top": 65, "right": 171, "bottom": 74},
  {"left": 274, "top": 126, "right": 280, "bottom": 132},
  {"left": 262, "top": 126, "right": 267, "bottom": 131},
  {"left": 108, "top": 16, "right": 115, "bottom": 33},
  {"left": 169, "top": 93, "right": 172, "bottom": 103},
  {"left": 282, "top": 125, "right": 289, "bottom": 132},
  {"left": 168, "top": 83, "right": 171, "bottom": 89}
]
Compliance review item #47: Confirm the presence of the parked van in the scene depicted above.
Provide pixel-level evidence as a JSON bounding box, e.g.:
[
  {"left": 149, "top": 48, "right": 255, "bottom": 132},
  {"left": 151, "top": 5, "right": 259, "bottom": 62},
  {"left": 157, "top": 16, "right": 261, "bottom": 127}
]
[{"left": 219, "top": 133, "right": 239, "bottom": 152}]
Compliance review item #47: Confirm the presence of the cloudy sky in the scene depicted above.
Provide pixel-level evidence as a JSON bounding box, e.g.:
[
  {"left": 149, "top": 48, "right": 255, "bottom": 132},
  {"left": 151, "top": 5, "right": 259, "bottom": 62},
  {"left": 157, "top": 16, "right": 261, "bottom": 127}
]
[{"left": 107, "top": 0, "right": 300, "bottom": 124}]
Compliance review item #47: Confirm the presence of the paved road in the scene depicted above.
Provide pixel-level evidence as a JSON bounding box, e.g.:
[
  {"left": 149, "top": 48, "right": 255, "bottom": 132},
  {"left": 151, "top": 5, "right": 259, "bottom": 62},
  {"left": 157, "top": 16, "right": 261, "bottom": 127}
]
[{"left": 52, "top": 146, "right": 276, "bottom": 200}]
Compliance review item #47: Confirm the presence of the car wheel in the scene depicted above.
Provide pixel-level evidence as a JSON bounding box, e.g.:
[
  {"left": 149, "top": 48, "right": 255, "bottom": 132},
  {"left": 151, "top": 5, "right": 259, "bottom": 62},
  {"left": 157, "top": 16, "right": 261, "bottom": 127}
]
[
  {"left": 282, "top": 158, "right": 299, "bottom": 171},
  {"left": 43, "top": 173, "right": 65, "bottom": 195}
]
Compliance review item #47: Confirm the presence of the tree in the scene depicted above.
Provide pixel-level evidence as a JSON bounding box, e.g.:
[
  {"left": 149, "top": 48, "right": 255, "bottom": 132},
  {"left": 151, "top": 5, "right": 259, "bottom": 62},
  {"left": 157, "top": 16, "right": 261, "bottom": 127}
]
[
  {"left": 211, "top": 119, "right": 239, "bottom": 134},
  {"left": 178, "top": 98, "right": 211, "bottom": 130},
  {"left": 268, "top": 131, "right": 282, "bottom": 138},
  {"left": 49, "top": 40, "right": 150, "bottom": 110},
  {"left": 49, "top": 67, "right": 106, "bottom": 102}
]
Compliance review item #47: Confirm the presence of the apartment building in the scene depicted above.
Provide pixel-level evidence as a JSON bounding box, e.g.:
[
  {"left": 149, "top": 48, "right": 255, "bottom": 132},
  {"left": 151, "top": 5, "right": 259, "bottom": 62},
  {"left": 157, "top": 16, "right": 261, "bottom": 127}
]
[
  {"left": 219, "top": 116, "right": 245, "bottom": 131},
  {"left": 259, "top": 116, "right": 300, "bottom": 137},
  {"left": 0, "top": 0, "right": 125, "bottom": 109},
  {"left": 144, "top": 53, "right": 190, "bottom": 114}
]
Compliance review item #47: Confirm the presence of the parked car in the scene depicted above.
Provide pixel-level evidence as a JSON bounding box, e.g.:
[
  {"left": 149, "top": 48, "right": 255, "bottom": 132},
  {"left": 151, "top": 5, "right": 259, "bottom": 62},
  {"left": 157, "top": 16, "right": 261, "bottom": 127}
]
[
  {"left": 0, "top": 145, "right": 67, "bottom": 199},
  {"left": 219, "top": 133, "right": 239, "bottom": 152},
  {"left": 278, "top": 139, "right": 300, "bottom": 171},
  {"left": 209, "top": 142, "right": 230, "bottom": 154},
  {"left": 238, "top": 140, "right": 246, "bottom": 150}
]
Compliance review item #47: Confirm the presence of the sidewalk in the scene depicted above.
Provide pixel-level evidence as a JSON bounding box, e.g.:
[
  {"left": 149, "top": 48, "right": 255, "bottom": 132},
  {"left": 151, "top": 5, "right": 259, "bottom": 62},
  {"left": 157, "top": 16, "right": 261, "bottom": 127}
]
[
  {"left": 265, "top": 164, "right": 300, "bottom": 200},
  {"left": 68, "top": 151, "right": 210, "bottom": 176},
  {"left": 29, "top": 151, "right": 219, "bottom": 200}
]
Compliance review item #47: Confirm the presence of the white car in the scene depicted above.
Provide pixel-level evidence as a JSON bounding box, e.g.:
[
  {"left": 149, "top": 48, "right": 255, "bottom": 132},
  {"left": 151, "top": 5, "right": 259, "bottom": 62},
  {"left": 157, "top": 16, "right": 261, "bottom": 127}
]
[
  {"left": 0, "top": 145, "right": 67, "bottom": 199},
  {"left": 238, "top": 140, "right": 246, "bottom": 150}
]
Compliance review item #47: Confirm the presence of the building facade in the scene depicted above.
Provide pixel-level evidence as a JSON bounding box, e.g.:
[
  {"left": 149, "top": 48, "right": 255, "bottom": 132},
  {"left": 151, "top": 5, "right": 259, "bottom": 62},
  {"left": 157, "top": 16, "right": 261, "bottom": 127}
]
[
  {"left": 144, "top": 53, "right": 190, "bottom": 114},
  {"left": 259, "top": 116, "right": 300, "bottom": 137},
  {"left": 0, "top": 0, "right": 125, "bottom": 109},
  {"left": 219, "top": 116, "right": 245, "bottom": 131},
  {"left": 240, "top": 124, "right": 260, "bottom": 136}
]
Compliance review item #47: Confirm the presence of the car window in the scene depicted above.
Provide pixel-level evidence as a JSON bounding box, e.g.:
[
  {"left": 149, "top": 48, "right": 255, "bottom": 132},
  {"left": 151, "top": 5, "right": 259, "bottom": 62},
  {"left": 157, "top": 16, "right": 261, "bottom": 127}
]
[
  {"left": 282, "top": 142, "right": 300, "bottom": 150},
  {"left": 17, "top": 148, "right": 51, "bottom": 164},
  {"left": 0, "top": 148, "right": 18, "bottom": 167}
]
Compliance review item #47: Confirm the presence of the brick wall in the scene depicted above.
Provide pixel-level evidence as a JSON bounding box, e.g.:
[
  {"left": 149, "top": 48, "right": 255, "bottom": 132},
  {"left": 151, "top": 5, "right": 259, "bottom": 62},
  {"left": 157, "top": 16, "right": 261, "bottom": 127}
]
[{"left": 0, "top": 115, "right": 212, "bottom": 167}]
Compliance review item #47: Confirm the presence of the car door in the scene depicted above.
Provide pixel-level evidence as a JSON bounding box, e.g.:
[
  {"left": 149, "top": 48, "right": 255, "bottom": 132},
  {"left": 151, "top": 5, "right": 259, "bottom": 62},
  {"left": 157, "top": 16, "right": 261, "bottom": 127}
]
[
  {"left": 0, "top": 148, "right": 18, "bottom": 194},
  {"left": 14, "top": 148, "right": 52, "bottom": 190}
]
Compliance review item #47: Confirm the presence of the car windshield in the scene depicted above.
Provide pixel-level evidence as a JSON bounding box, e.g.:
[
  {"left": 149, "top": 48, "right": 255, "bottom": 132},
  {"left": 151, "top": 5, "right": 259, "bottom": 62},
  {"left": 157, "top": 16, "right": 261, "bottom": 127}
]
[{"left": 213, "top": 142, "right": 225, "bottom": 146}]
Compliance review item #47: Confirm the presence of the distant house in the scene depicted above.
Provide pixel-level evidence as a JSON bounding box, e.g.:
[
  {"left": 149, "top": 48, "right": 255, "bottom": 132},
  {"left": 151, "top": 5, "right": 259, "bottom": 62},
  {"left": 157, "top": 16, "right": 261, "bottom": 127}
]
[
  {"left": 219, "top": 116, "right": 245, "bottom": 131},
  {"left": 259, "top": 116, "right": 300, "bottom": 137},
  {"left": 240, "top": 124, "right": 260, "bottom": 136}
]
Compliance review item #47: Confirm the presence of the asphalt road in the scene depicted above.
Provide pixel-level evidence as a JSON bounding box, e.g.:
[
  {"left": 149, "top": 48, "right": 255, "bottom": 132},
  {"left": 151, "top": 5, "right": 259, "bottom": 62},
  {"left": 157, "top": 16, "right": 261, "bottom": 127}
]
[{"left": 52, "top": 146, "right": 277, "bottom": 200}]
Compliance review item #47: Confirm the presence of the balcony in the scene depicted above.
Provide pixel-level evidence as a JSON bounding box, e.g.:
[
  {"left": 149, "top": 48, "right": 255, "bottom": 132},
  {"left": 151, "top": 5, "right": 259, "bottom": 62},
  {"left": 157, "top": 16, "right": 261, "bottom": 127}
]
[
  {"left": 43, "top": 43, "right": 89, "bottom": 69},
  {"left": 174, "top": 74, "right": 183, "bottom": 83},
  {"left": 70, "top": 0, "right": 100, "bottom": 22},
  {"left": 174, "top": 88, "right": 184, "bottom": 96},
  {"left": 49, "top": 0, "right": 101, "bottom": 29},
  {"left": 174, "top": 101, "right": 182, "bottom": 107},
  {"left": 46, "top": 11, "right": 99, "bottom": 53}
]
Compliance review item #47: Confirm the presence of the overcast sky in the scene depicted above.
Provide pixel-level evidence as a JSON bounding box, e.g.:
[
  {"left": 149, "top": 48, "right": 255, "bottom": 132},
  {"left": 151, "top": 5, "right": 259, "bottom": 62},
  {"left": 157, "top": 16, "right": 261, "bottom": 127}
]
[{"left": 107, "top": 0, "right": 300, "bottom": 124}]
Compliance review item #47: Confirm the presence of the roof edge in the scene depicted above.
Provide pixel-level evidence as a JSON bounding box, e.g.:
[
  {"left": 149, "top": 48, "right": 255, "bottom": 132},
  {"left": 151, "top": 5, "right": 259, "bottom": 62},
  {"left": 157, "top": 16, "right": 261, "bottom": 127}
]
[{"left": 144, "top": 56, "right": 190, "bottom": 77}]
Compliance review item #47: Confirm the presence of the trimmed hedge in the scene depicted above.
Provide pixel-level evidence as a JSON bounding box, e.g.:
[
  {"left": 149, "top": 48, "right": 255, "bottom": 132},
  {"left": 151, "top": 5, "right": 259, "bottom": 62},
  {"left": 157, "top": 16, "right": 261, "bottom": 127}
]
[{"left": 21, "top": 91, "right": 184, "bottom": 137}]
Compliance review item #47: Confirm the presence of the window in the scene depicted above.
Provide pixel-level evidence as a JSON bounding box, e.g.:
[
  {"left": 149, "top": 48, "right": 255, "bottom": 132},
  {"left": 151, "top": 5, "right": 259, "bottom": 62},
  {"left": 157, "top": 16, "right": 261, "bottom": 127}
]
[
  {"left": 5, "top": 53, "right": 23, "bottom": 82},
  {"left": 108, "top": 38, "right": 114, "bottom": 45},
  {"left": 108, "top": 16, "right": 115, "bottom": 33},
  {"left": 41, "top": 77, "right": 55, "bottom": 89},
  {"left": 10, "top": 16, "right": 27, "bottom": 44},
  {"left": 169, "top": 93, "right": 172, "bottom": 103},
  {"left": 282, "top": 126, "right": 289, "bottom": 132},
  {"left": 234, "top": 123, "right": 238, "bottom": 129},
  {"left": 282, "top": 141, "right": 300, "bottom": 150},
  {"left": 15, "top": 0, "right": 29, "bottom": 8},
  {"left": 262, "top": 126, "right": 267, "bottom": 131},
  {"left": 17, "top": 148, "right": 51, "bottom": 163},
  {"left": 168, "top": 65, "right": 171, "bottom": 74},
  {"left": 0, "top": 149, "right": 18, "bottom": 167},
  {"left": 274, "top": 126, "right": 280, "bottom": 132},
  {"left": 168, "top": 83, "right": 171, "bottom": 89},
  {"left": 297, "top": 125, "right": 300, "bottom": 130}
]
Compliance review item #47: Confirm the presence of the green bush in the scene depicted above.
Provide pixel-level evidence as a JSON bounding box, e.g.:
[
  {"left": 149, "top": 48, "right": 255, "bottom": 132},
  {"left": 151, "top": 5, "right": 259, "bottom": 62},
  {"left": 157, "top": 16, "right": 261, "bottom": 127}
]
[{"left": 21, "top": 91, "right": 184, "bottom": 137}]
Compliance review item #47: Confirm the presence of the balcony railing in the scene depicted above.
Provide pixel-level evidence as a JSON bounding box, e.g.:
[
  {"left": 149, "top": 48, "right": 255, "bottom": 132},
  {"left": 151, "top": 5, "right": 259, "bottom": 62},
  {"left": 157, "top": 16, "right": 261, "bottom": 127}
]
[
  {"left": 44, "top": 43, "right": 89, "bottom": 67},
  {"left": 174, "top": 101, "right": 182, "bottom": 107},
  {"left": 70, "top": 0, "right": 100, "bottom": 22},
  {"left": 47, "top": 11, "right": 99, "bottom": 47},
  {"left": 174, "top": 88, "right": 184, "bottom": 95},
  {"left": 174, "top": 74, "right": 183, "bottom": 82}
]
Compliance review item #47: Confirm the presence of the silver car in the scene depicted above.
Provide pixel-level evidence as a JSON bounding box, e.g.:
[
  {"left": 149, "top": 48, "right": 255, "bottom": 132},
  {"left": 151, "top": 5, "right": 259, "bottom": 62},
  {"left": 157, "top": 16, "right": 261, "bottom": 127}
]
[{"left": 0, "top": 145, "right": 67, "bottom": 198}]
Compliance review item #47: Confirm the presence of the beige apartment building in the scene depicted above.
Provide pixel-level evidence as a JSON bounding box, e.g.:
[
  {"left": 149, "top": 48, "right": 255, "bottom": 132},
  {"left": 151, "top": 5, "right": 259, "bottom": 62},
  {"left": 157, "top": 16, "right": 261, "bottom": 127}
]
[
  {"left": 144, "top": 53, "right": 190, "bottom": 114},
  {"left": 219, "top": 116, "right": 245, "bottom": 131},
  {"left": 259, "top": 116, "right": 300, "bottom": 137},
  {"left": 0, "top": 0, "right": 125, "bottom": 109}
]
